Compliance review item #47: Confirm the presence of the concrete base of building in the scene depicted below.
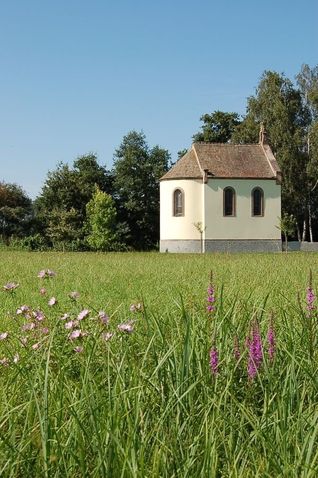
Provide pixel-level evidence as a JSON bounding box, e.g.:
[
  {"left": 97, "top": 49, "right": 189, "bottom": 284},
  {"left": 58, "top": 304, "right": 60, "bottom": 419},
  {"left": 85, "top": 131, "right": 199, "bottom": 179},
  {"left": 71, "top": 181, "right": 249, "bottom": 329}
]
[
  {"left": 160, "top": 239, "right": 282, "bottom": 253},
  {"left": 160, "top": 240, "right": 202, "bottom": 253},
  {"left": 285, "top": 241, "right": 318, "bottom": 252}
]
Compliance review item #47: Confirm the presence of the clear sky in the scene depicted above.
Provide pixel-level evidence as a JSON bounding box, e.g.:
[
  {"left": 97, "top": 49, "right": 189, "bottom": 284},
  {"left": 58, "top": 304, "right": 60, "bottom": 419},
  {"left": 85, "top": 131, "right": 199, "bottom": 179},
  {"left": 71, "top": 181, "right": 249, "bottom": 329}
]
[{"left": 1, "top": 0, "right": 317, "bottom": 198}]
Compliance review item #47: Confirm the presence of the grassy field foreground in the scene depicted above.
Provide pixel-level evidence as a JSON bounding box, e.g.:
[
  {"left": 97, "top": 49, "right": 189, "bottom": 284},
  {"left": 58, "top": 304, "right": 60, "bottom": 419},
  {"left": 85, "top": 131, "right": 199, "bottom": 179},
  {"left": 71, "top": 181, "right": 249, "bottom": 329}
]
[{"left": 0, "top": 251, "right": 318, "bottom": 477}]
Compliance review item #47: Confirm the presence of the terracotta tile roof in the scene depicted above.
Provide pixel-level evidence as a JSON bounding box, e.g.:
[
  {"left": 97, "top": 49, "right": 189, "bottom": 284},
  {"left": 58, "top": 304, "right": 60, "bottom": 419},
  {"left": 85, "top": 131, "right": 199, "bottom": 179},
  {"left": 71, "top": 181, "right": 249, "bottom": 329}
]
[
  {"left": 160, "top": 148, "right": 202, "bottom": 180},
  {"left": 161, "top": 142, "right": 281, "bottom": 181}
]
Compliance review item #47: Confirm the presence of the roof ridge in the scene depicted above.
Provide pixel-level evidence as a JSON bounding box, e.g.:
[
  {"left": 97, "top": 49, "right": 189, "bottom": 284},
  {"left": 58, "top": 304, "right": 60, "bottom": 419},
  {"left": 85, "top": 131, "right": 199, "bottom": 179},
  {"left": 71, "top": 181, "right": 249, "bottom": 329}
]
[
  {"left": 192, "top": 144, "right": 204, "bottom": 176},
  {"left": 194, "top": 142, "right": 262, "bottom": 146},
  {"left": 260, "top": 143, "right": 282, "bottom": 181}
]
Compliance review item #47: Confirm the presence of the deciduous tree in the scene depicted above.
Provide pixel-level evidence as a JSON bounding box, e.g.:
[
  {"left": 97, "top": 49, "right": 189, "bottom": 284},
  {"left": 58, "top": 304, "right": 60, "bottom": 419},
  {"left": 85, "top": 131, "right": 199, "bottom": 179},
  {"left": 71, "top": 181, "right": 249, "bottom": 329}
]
[
  {"left": 296, "top": 64, "right": 318, "bottom": 241},
  {"left": 0, "top": 182, "right": 33, "bottom": 243},
  {"left": 35, "top": 153, "right": 113, "bottom": 246},
  {"left": 112, "top": 131, "right": 170, "bottom": 249},
  {"left": 86, "top": 187, "right": 117, "bottom": 251},
  {"left": 46, "top": 208, "right": 81, "bottom": 251},
  {"left": 193, "top": 110, "right": 241, "bottom": 143},
  {"left": 231, "top": 71, "right": 308, "bottom": 238}
]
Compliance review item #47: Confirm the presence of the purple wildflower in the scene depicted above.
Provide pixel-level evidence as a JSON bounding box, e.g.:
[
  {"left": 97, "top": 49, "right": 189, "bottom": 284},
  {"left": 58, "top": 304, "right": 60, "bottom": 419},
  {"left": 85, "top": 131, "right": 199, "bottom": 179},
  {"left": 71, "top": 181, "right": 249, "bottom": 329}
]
[
  {"left": 65, "top": 320, "right": 75, "bottom": 330},
  {"left": 306, "top": 269, "right": 315, "bottom": 317},
  {"left": 41, "top": 327, "right": 49, "bottom": 335},
  {"left": 33, "top": 310, "right": 45, "bottom": 321},
  {"left": 32, "top": 343, "right": 40, "bottom": 350},
  {"left": 21, "top": 322, "right": 36, "bottom": 332},
  {"left": 68, "top": 329, "right": 82, "bottom": 340},
  {"left": 307, "top": 287, "right": 315, "bottom": 309},
  {"left": 247, "top": 322, "right": 263, "bottom": 380},
  {"left": 39, "top": 287, "right": 47, "bottom": 295},
  {"left": 16, "top": 305, "right": 31, "bottom": 317},
  {"left": 74, "top": 346, "right": 84, "bottom": 353},
  {"left": 207, "top": 272, "right": 216, "bottom": 313},
  {"left": 118, "top": 321, "right": 134, "bottom": 333},
  {"left": 3, "top": 282, "right": 19, "bottom": 292},
  {"left": 48, "top": 297, "right": 57, "bottom": 307},
  {"left": 77, "top": 309, "right": 89, "bottom": 321},
  {"left": 38, "top": 269, "right": 56, "bottom": 278},
  {"left": 209, "top": 346, "right": 219, "bottom": 375},
  {"left": 98, "top": 311, "right": 109, "bottom": 325},
  {"left": 247, "top": 351, "right": 257, "bottom": 379}
]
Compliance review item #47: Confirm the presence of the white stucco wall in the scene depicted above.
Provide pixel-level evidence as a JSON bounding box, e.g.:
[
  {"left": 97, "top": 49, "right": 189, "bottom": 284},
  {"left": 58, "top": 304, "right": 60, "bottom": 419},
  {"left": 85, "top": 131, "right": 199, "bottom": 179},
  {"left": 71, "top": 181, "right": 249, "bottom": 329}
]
[
  {"left": 160, "top": 179, "right": 203, "bottom": 240},
  {"left": 160, "top": 178, "right": 281, "bottom": 241},
  {"left": 204, "top": 179, "right": 281, "bottom": 240}
]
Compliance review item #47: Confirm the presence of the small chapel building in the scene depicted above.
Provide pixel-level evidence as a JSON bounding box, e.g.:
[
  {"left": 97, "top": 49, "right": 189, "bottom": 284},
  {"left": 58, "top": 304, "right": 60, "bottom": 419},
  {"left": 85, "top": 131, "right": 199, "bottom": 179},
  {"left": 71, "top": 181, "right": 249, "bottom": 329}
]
[{"left": 159, "top": 127, "right": 282, "bottom": 253}]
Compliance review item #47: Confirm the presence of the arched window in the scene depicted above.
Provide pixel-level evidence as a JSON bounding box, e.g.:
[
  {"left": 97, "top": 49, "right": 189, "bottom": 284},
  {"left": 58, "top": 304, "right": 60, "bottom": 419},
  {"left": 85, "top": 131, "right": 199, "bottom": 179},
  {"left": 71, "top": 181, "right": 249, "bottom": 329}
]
[
  {"left": 252, "top": 187, "right": 264, "bottom": 216},
  {"left": 223, "top": 187, "right": 236, "bottom": 216},
  {"left": 173, "top": 189, "right": 184, "bottom": 216}
]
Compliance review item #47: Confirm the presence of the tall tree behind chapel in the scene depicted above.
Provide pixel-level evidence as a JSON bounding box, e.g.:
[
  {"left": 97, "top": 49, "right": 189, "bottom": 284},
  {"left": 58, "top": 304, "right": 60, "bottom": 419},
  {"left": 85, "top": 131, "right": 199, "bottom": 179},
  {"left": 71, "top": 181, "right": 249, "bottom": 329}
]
[
  {"left": 231, "top": 70, "right": 313, "bottom": 240},
  {"left": 112, "top": 131, "right": 170, "bottom": 250}
]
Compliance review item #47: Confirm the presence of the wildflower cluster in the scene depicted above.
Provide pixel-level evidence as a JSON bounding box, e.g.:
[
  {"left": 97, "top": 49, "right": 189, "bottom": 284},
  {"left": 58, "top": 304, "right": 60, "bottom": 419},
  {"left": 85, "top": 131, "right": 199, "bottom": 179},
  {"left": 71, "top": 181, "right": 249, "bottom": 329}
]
[
  {"left": 207, "top": 272, "right": 276, "bottom": 381},
  {"left": 38, "top": 269, "right": 56, "bottom": 278},
  {"left": 247, "top": 321, "right": 263, "bottom": 380},
  {"left": 0, "top": 269, "right": 143, "bottom": 364},
  {"left": 306, "top": 269, "right": 315, "bottom": 317},
  {"left": 207, "top": 270, "right": 315, "bottom": 382}
]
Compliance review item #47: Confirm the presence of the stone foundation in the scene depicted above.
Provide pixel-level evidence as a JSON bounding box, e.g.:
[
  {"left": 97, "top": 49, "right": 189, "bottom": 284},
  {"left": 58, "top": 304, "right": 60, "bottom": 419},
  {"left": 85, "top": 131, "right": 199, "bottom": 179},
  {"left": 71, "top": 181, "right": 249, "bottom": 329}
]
[
  {"left": 160, "top": 239, "right": 282, "bottom": 253},
  {"left": 160, "top": 240, "right": 202, "bottom": 253},
  {"left": 285, "top": 241, "right": 318, "bottom": 252},
  {"left": 204, "top": 239, "right": 282, "bottom": 253}
]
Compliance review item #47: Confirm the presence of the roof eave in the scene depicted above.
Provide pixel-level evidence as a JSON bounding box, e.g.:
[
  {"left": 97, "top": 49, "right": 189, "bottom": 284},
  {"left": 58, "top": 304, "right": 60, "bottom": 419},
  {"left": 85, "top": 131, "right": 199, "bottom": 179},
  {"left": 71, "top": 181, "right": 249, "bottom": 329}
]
[
  {"left": 160, "top": 176, "right": 203, "bottom": 181},
  {"left": 161, "top": 175, "right": 278, "bottom": 181},
  {"left": 206, "top": 175, "right": 277, "bottom": 180}
]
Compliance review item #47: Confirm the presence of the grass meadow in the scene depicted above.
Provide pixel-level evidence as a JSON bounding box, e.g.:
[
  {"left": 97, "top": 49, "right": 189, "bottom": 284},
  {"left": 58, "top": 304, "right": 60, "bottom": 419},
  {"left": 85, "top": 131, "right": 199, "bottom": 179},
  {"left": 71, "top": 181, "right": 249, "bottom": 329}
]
[{"left": 0, "top": 250, "right": 318, "bottom": 477}]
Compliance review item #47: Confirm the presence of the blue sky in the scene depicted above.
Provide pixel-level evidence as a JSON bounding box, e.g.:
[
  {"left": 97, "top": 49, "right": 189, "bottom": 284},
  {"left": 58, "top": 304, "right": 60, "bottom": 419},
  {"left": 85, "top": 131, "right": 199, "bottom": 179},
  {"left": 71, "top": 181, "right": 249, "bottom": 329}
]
[{"left": 1, "top": 0, "right": 317, "bottom": 198}]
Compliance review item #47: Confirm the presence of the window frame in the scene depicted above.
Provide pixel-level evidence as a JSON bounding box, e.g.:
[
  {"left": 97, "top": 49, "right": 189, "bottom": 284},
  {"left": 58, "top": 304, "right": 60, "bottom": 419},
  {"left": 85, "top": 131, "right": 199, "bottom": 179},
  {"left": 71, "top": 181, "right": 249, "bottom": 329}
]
[
  {"left": 251, "top": 187, "right": 264, "bottom": 217},
  {"left": 173, "top": 188, "right": 184, "bottom": 217},
  {"left": 223, "top": 187, "right": 236, "bottom": 217}
]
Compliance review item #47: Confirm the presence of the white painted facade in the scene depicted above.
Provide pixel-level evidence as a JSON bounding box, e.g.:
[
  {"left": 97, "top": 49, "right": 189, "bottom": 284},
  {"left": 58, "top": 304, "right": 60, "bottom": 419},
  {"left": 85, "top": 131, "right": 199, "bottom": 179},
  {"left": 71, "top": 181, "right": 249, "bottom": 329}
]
[
  {"left": 204, "top": 179, "right": 281, "bottom": 240},
  {"left": 160, "top": 179, "right": 203, "bottom": 240},
  {"left": 160, "top": 178, "right": 281, "bottom": 250}
]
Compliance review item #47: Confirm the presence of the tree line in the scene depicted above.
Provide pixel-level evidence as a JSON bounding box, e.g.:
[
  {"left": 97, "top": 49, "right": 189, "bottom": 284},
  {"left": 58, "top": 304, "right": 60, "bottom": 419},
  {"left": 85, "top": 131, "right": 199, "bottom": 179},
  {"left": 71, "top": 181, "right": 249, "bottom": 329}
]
[
  {"left": 1, "top": 132, "right": 170, "bottom": 251},
  {"left": 1, "top": 64, "right": 318, "bottom": 250}
]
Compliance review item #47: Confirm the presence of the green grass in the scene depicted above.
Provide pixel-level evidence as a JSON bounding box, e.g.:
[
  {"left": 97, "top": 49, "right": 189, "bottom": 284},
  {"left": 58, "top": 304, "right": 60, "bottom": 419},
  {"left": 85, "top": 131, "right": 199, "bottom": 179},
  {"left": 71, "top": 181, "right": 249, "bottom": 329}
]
[{"left": 0, "top": 251, "right": 318, "bottom": 477}]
